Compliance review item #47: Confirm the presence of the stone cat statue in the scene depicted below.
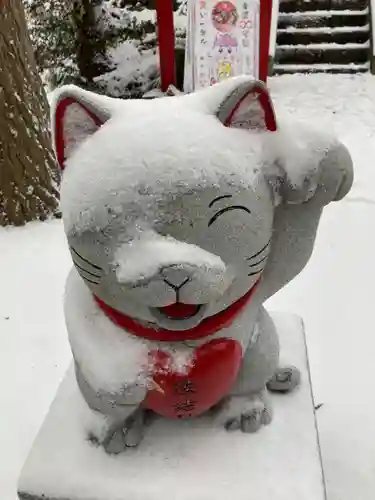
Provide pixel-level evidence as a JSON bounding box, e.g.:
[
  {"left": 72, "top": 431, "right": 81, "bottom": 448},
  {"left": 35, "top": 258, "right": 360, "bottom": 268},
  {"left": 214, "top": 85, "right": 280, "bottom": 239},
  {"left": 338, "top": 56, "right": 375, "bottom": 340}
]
[{"left": 51, "top": 76, "right": 353, "bottom": 454}]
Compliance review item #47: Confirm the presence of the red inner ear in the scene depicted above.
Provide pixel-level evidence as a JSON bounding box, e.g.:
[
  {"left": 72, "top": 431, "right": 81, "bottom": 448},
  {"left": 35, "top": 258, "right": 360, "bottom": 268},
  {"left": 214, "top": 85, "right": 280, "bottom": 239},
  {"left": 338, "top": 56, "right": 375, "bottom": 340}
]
[
  {"left": 54, "top": 97, "right": 104, "bottom": 170},
  {"left": 224, "top": 85, "right": 277, "bottom": 132}
]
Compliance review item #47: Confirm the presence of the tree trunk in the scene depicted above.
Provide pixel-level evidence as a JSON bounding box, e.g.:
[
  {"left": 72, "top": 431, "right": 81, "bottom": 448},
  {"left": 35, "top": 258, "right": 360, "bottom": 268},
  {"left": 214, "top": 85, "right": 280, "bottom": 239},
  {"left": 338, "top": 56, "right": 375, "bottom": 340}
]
[
  {"left": 72, "top": 0, "right": 111, "bottom": 82},
  {"left": 0, "top": 0, "right": 60, "bottom": 227}
]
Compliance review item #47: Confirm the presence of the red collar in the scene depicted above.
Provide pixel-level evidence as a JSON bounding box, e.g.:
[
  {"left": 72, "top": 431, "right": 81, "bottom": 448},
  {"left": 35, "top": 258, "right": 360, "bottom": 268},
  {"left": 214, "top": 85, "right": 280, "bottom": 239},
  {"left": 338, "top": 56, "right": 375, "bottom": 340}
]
[{"left": 94, "top": 280, "right": 260, "bottom": 342}]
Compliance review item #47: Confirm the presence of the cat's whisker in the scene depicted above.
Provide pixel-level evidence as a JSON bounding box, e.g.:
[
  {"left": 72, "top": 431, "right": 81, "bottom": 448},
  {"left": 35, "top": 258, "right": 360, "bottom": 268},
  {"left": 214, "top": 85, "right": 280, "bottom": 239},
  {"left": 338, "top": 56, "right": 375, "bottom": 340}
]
[
  {"left": 70, "top": 246, "right": 103, "bottom": 271},
  {"left": 73, "top": 260, "right": 102, "bottom": 279},
  {"left": 245, "top": 238, "right": 271, "bottom": 261},
  {"left": 248, "top": 255, "right": 268, "bottom": 267},
  {"left": 248, "top": 268, "right": 265, "bottom": 277},
  {"left": 76, "top": 270, "right": 100, "bottom": 285}
]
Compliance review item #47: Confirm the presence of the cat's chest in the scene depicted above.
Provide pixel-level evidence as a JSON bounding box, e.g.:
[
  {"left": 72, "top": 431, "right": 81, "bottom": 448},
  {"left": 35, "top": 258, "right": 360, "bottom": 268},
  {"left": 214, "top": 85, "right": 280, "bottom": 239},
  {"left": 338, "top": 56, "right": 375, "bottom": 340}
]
[
  {"left": 143, "top": 309, "right": 258, "bottom": 418},
  {"left": 143, "top": 337, "right": 243, "bottom": 418}
]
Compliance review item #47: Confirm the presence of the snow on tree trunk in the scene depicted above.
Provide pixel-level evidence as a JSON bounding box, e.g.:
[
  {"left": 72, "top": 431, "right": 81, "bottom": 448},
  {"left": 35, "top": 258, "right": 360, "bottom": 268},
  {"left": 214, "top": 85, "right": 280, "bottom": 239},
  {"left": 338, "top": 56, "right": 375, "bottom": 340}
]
[{"left": 0, "top": 0, "right": 59, "bottom": 227}]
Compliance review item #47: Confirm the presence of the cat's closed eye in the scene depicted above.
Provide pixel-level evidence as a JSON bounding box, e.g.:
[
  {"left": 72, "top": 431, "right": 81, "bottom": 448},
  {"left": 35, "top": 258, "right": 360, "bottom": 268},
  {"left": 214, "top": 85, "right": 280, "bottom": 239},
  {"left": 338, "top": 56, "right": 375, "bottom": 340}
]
[{"left": 208, "top": 206, "right": 251, "bottom": 227}]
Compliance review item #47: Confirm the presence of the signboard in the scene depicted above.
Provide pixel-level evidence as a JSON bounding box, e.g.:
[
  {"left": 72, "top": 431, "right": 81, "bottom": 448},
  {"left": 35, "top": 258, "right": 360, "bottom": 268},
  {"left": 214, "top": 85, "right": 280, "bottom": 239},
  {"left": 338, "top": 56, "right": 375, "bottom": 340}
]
[{"left": 184, "top": 0, "right": 261, "bottom": 93}]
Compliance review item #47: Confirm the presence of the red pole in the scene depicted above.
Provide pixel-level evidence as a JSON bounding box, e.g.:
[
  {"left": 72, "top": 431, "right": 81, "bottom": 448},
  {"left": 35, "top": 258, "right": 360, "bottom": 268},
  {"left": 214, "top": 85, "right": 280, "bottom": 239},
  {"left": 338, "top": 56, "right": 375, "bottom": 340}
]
[
  {"left": 156, "top": 0, "right": 176, "bottom": 92},
  {"left": 259, "top": 0, "right": 273, "bottom": 83}
]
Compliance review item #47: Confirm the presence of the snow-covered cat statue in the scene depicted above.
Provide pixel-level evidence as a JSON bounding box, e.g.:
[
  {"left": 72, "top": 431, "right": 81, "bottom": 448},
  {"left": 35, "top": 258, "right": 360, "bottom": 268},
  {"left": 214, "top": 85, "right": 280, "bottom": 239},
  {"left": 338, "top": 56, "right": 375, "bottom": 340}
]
[{"left": 51, "top": 75, "right": 353, "bottom": 454}]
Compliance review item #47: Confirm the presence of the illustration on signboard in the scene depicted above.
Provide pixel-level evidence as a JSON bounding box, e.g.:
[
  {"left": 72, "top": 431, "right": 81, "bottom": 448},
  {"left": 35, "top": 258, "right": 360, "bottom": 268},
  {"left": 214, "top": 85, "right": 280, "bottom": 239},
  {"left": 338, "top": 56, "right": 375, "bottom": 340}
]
[{"left": 185, "top": 0, "right": 260, "bottom": 91}]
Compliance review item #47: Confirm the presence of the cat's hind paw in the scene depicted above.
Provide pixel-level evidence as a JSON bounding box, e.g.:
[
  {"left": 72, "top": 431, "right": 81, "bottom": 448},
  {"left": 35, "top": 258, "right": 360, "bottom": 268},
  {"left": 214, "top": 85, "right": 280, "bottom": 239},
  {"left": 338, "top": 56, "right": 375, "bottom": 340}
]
[{"left": 267, "top": 365, "right": 301, "bottom": 393}]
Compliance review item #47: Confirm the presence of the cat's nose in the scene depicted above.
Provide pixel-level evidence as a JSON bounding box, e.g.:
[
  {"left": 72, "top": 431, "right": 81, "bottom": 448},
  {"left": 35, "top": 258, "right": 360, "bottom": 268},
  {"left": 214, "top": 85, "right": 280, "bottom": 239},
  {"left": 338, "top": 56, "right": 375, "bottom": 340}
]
[{"left": 160, "top": 265, "right": 191, "bottom": 290}]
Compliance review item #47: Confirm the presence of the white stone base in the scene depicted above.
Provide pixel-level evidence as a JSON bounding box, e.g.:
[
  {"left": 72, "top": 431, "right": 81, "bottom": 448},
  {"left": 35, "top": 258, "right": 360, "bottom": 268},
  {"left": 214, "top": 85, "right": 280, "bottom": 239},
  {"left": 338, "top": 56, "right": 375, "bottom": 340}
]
[{"left": 18, "top": 312, "right": 326, "bottom": 500}]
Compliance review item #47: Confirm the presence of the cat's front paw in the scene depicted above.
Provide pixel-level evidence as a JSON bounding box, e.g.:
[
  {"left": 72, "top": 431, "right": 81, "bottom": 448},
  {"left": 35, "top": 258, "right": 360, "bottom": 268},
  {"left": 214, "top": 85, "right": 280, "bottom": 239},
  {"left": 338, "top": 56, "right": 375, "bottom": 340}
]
[
  {"left": 88, "top": 407, "right": 145, "bottom": 455},
  {"left": 215, "top": 393, "right": 273, "bottom": 434}
]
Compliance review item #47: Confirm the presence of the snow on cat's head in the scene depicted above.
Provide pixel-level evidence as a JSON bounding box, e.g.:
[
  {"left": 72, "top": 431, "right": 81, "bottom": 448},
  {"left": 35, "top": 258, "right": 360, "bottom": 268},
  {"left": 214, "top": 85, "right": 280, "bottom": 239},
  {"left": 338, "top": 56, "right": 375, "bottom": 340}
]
[{"left": 51, "top": 76, "right": 279, "bottom": 332}]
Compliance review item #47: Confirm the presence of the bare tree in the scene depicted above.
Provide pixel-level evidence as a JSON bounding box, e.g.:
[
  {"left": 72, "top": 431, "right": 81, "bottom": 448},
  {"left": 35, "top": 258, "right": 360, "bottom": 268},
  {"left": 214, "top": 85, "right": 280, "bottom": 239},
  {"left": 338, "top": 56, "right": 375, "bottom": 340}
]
[{"left": 0, "top": 0, "right": 59, "bottom": 226}]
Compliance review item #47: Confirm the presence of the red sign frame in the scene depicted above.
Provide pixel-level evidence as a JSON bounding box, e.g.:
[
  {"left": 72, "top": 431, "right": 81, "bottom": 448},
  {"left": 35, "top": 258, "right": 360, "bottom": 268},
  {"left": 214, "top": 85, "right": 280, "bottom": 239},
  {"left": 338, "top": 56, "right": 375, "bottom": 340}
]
[{"left": 156, "top": 0, "right": 272, "bottom": 91}]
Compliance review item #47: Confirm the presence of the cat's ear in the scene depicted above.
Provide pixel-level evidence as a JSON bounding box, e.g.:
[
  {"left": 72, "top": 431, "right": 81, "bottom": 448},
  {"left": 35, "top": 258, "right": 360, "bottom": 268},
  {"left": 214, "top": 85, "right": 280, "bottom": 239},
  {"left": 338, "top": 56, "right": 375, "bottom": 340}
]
[
  {"left": 51, "top": 85, "right": 118, "bottom": 170},
  {"left": 196, "top": 76, "right": 277, "bottom": 132}
]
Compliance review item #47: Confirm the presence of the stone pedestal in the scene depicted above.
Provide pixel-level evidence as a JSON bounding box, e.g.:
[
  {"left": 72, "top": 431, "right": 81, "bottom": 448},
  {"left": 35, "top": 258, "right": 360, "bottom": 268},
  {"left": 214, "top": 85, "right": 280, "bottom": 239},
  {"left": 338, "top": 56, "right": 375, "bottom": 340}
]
[{"left": 18, "top": 312, "right": 326, "bottom": 500}]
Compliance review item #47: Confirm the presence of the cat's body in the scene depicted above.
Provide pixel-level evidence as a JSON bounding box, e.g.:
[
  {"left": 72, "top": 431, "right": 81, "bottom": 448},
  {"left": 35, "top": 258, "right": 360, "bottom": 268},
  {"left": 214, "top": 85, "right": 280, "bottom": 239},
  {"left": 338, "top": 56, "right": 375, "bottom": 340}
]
[{"left": 51, "top": 76, "right": 353, "bottom": 453}]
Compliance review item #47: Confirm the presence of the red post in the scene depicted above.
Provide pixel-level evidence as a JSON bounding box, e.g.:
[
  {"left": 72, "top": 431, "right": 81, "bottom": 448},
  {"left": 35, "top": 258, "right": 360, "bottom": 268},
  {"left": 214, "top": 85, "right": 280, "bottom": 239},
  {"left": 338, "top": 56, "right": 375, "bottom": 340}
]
[
  {"left": 156, "top": 0, "right": 177, "bottom": 92},
  {"left": 259, "top": 0, "right": 273, "bottom": 83}
]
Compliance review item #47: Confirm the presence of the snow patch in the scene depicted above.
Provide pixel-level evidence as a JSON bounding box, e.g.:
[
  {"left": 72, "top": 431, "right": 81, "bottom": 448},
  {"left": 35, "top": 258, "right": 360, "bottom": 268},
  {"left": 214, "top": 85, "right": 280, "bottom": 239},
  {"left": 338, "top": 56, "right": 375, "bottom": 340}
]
[
  {"left": 64, "top": 269, "right": 150, "bottom": 394},
  {"left": 279, "top": 8, "right": 369, "bottom": 17},
  {"left": 95, "top": 41, "right": 158, "bottom": 98},
  {"left": 273, "top": 62, "right": 370, "bottom": 72},
  {"left": 58, "top": 86, "right": 269, "bottom": 235},
  {"left": 64, "top": 269, "right": 199, "bottom": 393},
  {"left": 263, "top": 116, "right": 338, "bottom": 200},
  {"left": 278, "top": 25, "right": 370, "bottom": 34},
  {"left": 114, "top": 231, "right": 226, "bottom": 285},
  {"left": 278, "top": 42, "right": 370, "bottom": 50}
]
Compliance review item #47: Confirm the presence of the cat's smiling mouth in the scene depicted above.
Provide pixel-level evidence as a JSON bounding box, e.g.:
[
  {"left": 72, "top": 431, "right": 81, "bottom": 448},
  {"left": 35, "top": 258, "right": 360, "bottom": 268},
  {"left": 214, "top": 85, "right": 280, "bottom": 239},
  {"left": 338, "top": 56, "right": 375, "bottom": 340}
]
[
  {"left": 149, "top": 303, "right": 208, "bottom": 330},
  {"left": 157, "top": 302, "right": 203, "bottom": 320}
]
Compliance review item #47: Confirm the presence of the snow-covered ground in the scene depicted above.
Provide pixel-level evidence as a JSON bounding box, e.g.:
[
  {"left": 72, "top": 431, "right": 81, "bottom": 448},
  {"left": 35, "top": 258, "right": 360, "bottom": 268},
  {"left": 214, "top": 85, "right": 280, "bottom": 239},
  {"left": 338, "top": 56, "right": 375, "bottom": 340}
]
[
  {"left": 268, "top": 74, "right": 375, "bottom": 500},
  {"left": 1, "top": 73, "right": 375, "bottom": 499}
]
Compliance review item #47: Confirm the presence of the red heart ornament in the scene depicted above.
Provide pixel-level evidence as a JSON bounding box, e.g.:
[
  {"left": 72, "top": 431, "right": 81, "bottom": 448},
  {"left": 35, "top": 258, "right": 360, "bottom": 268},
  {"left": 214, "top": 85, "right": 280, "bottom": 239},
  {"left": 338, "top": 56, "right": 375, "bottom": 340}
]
[{"left": 143, "top": 338, "right": 242, "bottom": 419}]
